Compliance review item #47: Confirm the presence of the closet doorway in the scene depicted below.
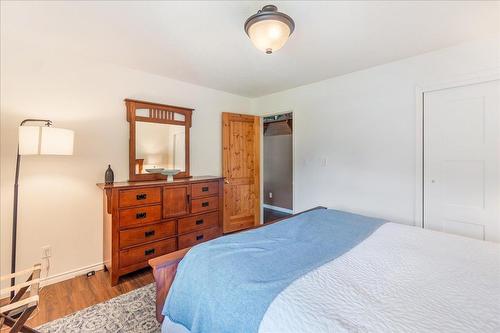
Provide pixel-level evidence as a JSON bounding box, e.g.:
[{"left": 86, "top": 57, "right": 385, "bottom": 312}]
[{"left": 262, "top": 112, "right": 293, "bottom": 224}]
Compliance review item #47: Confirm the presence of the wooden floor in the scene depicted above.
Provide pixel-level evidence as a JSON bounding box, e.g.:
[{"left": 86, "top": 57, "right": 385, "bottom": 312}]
[{"left": 1, "top": 268, "right": 153, "bottom": 329}]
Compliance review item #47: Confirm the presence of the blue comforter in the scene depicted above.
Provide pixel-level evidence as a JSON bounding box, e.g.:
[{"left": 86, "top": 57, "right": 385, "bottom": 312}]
[{"left": 163, "top": 209, "right": 386, "bottom": 333}]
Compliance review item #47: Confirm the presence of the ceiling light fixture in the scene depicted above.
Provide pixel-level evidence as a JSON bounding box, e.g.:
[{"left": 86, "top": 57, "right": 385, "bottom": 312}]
[{"left": 244, "top": 4, "right": 295, "bottom": 54}]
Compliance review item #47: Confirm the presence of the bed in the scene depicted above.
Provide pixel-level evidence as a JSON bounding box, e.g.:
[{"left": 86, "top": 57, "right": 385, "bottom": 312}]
[{"left": 149, "top": 207, "right": 500, "bottom": 333}]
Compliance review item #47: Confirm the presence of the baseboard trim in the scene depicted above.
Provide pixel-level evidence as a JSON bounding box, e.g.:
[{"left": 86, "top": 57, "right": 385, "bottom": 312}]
[
  {"left": 41, "top": 262, "right": 104, "bottom": 287},
  {"left": 1, "top": 262, "right": 104, "bottom": 299},
  {"left": 263, "top": 204, "right": 293, "bottom": 214}
]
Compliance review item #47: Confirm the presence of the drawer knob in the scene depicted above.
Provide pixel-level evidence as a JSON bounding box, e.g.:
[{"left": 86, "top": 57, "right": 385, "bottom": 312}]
[
  {"left": 202, "top": 202, "right": 209, "bottom": 207},
  {"left": 136, "top": 212, "right": 147, "bottom": 219},
  {"left": 202, "top": 186, "right": 209, "bottom": 192},
  {"left": 136, "top": 193, "right": 147, "bottom": 200},
  {"left": 196, "top": 219, "right": 204, "bottom": 225},
  {"left": 145, "top": 248, "right": 155, "bottom": 256},
  {"left": 145, "top": 230, "right": 155, "bottom": 237},
  {"left": 196, "top": 234, "right": 204, "bottom": 241}
]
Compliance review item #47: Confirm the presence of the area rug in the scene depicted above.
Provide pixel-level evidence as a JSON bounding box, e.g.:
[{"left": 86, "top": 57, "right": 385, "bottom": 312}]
[{"left": 37, "top": 283, "right": 161, "bottom": 333}]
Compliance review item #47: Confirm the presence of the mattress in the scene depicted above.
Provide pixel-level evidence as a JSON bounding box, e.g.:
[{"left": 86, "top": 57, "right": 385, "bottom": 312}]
[{"left": 162, "top": 222, "right": 500, "bottom": 333}]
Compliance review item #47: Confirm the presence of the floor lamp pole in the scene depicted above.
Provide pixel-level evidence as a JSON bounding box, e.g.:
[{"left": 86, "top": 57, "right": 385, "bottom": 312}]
[
  {"left": 10, "top": 148, "right": 20, "bottom": 299},
  {"left": 10, "top": 118, "right": 52, "bottom": 299}
]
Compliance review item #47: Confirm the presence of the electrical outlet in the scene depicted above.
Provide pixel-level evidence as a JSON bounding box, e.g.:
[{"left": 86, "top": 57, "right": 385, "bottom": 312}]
[
  {"left": 269, "top": 192, "right": 273, "bottom": 199},
  {"left": 41, "top": 245, "right": 51, "bottom": 259}
]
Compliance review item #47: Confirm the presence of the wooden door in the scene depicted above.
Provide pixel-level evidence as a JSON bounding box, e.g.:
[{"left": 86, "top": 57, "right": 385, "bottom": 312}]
[
  {"left": 424, "top": 80, "right": 499, "bottom": 242},
  {"left": 222, "top": 113, "right": 261, "bottom": 233},
  {"left": 163, "top": 185, "right": 190, "bottom": 219}
]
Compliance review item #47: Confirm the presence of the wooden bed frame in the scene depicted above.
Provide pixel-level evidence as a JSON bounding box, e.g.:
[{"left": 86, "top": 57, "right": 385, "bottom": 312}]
[{"left": 148, "top": 206, "right": 326, "bottom": 322}]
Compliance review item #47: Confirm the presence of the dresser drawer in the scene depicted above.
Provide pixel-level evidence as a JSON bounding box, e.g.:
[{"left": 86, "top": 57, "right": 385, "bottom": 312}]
[
  {"left": 178, "top": 212, "right": 218, "bottom": 235},
  {"left": 119, "top": 220, "right": 176, "bottom": 249},
  {"left": 178, "top": 226, "right": 220, "bottom": 249},
  {"left": 191, "top": 196, "right": 218, "bottom": 214},
  {"left": 119, "top": 187, "right": 161, "bottom": 208},
  {"left": 119, "top": 205, "right": 162, "bottom": 228},
  {"left": 119, "top": 238, "right": 177, "bottom": 268},
  {"left": 191, "top": 182, "right": 219, "bottom": 198}
]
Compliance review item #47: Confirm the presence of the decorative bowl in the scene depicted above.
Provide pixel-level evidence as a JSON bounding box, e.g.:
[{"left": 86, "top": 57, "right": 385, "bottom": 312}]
[
  {"left": 145, "top": 168, "right": 165, "bottom": 173},
  {"left": 161, "top": 169, "right": 181, "bottom": 182}
]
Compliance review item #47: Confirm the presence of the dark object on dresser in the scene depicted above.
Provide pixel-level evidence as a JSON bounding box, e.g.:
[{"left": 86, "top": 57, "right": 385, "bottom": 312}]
[
  {"left": 105, "top": 165, "right": 114, "bottom": 184},
  {"left": 97, "top": 176, "right": 224, "bottom": 285}
]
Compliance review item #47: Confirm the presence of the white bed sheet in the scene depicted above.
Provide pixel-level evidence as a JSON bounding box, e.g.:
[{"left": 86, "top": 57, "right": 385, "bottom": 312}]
[{"left": 162, "top": 223, "right": 500, "bottom": 333}]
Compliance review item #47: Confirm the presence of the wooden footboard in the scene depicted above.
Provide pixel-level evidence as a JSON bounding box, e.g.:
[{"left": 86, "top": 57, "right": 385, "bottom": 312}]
[
  {"left": 148, "top": 247, "right": 190, "bottom": 322},
  {"left": 148, "top": 206, "right": 327, "bottom": 323}
]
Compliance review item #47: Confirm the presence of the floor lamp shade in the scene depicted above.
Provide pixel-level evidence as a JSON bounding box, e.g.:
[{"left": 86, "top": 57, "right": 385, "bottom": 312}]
[{"left": 19, "top": 126, "right": 74, "bottom": 155}]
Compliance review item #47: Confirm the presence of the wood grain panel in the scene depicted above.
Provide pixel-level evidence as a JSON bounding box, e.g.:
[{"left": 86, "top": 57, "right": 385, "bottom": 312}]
[
  {"left": 119, "top": 205, "right": 162, "bottom": 228},
  {"left": 191, "top": 196, "right": 219, "bottom": 214},
  {"left": 191, "top": 181, "right": 219, "bottom": 198},
  {"left": 119, "top": 238, "right": 177, "bottom": 268},
  {"left": 163, "top": 185, "right": 189, "bottom": 218},
  {"left": 119, "top": 221, "right": 176, "bottom": 249},
  {"left": 178, "top": 226, "right": 220, "bottom": 249},
  {"left": 119, "top": 187, "right": 161, "bottom": 208},
  {"left": 178, "top": 211, "right": 218, "bottom": 235},
  {"left": 222, "top": 113, "right": 260, "bottom": 233},
  {"left": 224, "top": 181, "right": 256, "bottom": 233}
]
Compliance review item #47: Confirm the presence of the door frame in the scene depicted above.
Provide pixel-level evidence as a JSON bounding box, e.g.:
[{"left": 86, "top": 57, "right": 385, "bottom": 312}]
[
  {"left": 260, "top": 110, "right": 296, "bottom": 224},
  {"left": 414, "top": 68, "right": 500, "bottom": 228}
]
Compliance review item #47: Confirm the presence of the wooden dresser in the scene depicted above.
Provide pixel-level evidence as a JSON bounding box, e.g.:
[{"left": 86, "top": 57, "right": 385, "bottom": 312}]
[{"left": 97, "top": 176, "right": 223, "bottom": 285}]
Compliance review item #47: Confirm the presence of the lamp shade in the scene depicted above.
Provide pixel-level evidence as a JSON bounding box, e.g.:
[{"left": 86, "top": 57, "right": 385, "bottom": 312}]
[
  {"left": 19, "top": 126, "right": 74, "bottom": 155},
  {"left": 18, "top": 126, "right": 41, "bottom": 155}
]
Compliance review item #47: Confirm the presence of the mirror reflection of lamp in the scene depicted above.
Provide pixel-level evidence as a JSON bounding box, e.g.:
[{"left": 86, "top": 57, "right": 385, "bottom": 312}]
[{"left": 135, "top": 158, "right": 144, "bottom": 174}]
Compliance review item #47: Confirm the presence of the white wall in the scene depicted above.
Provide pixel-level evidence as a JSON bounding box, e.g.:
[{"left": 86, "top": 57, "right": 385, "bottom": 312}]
[
  {"left": 252, "top": 38, "right": 499, "bottom": 225},
  {"left": 1, "top": 31, "right": 497, "bottom": 289},
  {"left": 0, "top": 54, "right": 251, "bottom": 285}
]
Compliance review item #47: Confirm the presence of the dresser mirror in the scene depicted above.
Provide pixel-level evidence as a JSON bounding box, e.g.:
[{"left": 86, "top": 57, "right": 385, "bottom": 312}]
[{"left": 126, "top": 99, "right": 193, "bottom": 181}]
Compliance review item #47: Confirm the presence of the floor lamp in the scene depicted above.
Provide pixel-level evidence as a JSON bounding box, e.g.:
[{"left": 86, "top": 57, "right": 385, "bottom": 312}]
[{"left": 10, "top": 119, "right": 74, "bottom": 298}]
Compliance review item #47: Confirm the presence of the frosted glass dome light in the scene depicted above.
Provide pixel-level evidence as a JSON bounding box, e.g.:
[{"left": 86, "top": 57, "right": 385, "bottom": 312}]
[{"left": 244, "top": 5, "right": 295, "bottom": 54}]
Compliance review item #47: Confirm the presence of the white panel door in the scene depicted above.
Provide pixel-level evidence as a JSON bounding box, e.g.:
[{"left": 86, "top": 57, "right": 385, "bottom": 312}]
[{"left": 424, "top": 80, "right": 499, "bottom": 242}]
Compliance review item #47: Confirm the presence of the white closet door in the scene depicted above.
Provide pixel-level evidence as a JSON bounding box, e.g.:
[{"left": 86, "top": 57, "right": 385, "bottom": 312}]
[{"left": 424, "top": 80, "right": 499, "bottom": 242}]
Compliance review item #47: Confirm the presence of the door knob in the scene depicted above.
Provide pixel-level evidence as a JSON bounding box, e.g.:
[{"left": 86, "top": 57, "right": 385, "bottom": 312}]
[{"left": 224, "top": 179, "right": 230, "bottom": 184}]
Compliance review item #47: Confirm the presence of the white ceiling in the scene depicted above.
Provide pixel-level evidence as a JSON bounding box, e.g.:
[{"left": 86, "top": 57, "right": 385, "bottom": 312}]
[{"left": 2, "top": 1, "right": 499, "bottom": 97}]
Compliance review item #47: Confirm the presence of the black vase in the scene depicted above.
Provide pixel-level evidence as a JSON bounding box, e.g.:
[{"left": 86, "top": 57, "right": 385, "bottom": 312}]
[{"left": 105, "top": 165, "right": 114, "bottom": 184}]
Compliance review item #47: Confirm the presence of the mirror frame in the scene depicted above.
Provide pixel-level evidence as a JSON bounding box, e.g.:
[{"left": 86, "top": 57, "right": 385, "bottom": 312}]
[{"left": 125, "top": 99, "right": 193, "bottom": 182}]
